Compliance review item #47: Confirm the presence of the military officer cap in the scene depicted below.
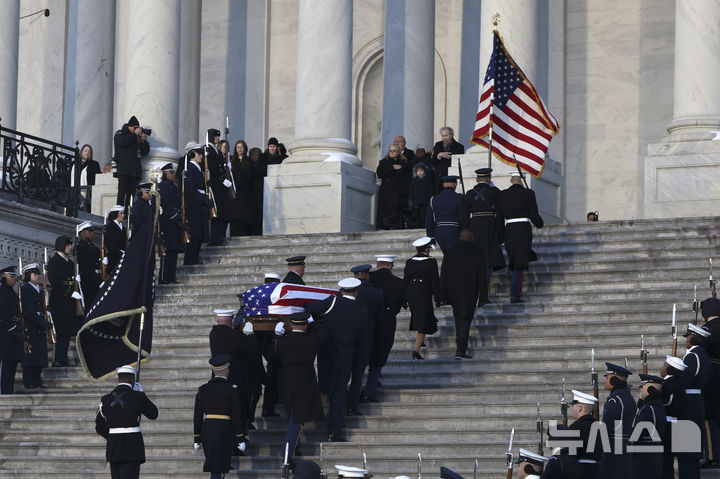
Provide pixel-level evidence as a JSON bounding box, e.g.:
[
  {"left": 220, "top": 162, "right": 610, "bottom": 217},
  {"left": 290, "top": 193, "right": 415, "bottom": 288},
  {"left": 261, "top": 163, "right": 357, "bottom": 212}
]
[
  {"left": 185, "top": 141, "right": 203, "bottom": 153},
  {"left": 412, "top": 236, "right": 433, "bottom": 249},
  {"left": 117, "top": 364, "right": 137, "bottom": 376},
  {"left": 511, "top": 171, "right": 526, "bottom": 178},
  {"left": 440, "top": 175, "right": 459, "bottom": 183},
  {"left": 570, "top": 389, "right": 598, "bottom": 405},
  {"left": 137, "top": 183, "right": 153, "bottom": 192},
  {"left": 207, "top": 128, "right": 221, "bottom": 138},
  {"left": 684, "top": 323, "right": 711, "bottom": 338},
  {"left": 54, "top": 235, "right": 73, "bottom": 251},
  {"left": 475, "top": 167, "right": 492, "bottom": 177},
  {"left": 294, "top": 460, "right": 322, "bottom": 479},
  {"left": 290, "top": 312, "right": 311, "bottom": 325},
  {"left": 350, "top": 264, "right": 372, "bottom": 274},
  {"left": 517, "top": 448, "right": 548, "bottom": 467},
  {"left": 664, "top": 355, "right": 687, "bottom": 371},
  {"left": 213, "top": 308, "right": 235, "bottom": 318},
  {"left": 209, "top": 354, "right": 231, "bottom": 371},
  {"left": 286, "top": 255, "right": 306, "bottom": 266},
  {"left": 0, "top": 265, "right": 17, "bottom": 276},
  {"left": 701, "top": 297, "right": 720, "bottom": 318},
  {"left": 22, "top": 263, "right": 40, "bottom": 275},
  {"left": 335, "top": 465, "right": 369, "bottom": 478},
  {"left": 375, "top": 254, "right": 397, "bottom": 263},
  {"left": 338, "top": 278, "right": 361, "bottom": 291},
  {"left": 639, "top": 373, "right": 664, "bottom": 385},
  {"left": 109, "top": 204, "right": 125, "bottom": 213},
  {"left": 77, "top": 221, "right": 94, "bottom": 234},
  {"left": 160, "top": 163, "right": 174, "bottom": 172},
  {"left": 604, "top": 362, "right": 632, "bottom": 377}
]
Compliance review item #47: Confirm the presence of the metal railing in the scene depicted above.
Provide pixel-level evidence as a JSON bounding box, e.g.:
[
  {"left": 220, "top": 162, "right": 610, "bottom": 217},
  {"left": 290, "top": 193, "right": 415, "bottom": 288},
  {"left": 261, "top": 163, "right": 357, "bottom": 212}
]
[{"left": 0, "top": 119, "right": 82, "bottom": 217}]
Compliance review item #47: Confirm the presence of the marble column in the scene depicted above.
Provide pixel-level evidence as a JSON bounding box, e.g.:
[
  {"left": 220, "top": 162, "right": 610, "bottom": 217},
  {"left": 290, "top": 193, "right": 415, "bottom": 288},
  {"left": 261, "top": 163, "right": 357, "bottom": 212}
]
[
  {"left": 178, "top": 0, "right": 201, "bottom": 147},
  {"left": 0, "top": 0, "right": 20, "bottom": 130},
  {"left": 264, "top": 0, "right": 377, "bottom": 234},
  {"left": 114, "top": 0, "right": 182, "bottom": 178},
  {"left": 381, "top": 0, "right": 435, "bottom": 154}
]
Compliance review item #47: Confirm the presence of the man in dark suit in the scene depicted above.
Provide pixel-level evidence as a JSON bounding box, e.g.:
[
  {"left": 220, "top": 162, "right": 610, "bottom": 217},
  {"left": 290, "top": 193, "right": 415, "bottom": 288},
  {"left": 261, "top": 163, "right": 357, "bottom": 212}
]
[
  {"left": 114, "top": 116, "right": 150, "bottom": 207},
  {"left": 95, "top": 365, "right": 158, "bottom": 479},
  {"left": 76, "top": 221, "right": 102, "bottom": 306},
  {"left": 47, "top": 235, "right": 81, "bottom": 367},
  {"left": 183, "top": 143, "right": 213, "bottom": 265},
  {"left": 283, "top": 256, "right": 306, "bottom": 285},
  {"left": 104, "top": 206, "right": 127, "bottom": 275},
  {"left": 158, "top": 163, "right": 184, "bottom": 284},
  {"left": 431, "top": 126, "right": 465, "bottom": 182},
  {"left": 439, "top": 229, "right": 487, "bottom": 359}
]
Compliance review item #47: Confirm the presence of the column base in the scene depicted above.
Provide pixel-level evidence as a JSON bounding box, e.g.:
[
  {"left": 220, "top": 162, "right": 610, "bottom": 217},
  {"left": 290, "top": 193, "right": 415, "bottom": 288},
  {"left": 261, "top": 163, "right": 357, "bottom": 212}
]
[
  {"left": 263, "top": 159, "right": 378, "bottom": 235},
  {"left": 286, "top": 138, "right": 361, "bottom": 166},
  {"left": 644, "top": 138, "right": 720, "bottom": 218},
  {"left": 452, "top": 147, "right": 564, "bottom": 224},
  {"left": 90, "top": 173, "right": 120, "bottom": 216},
  {"left": 142, "top": 147, "right": 180, "bottom": 182},
  {"left": 665, "top": 116, "right": 720, "bottom": 142}
]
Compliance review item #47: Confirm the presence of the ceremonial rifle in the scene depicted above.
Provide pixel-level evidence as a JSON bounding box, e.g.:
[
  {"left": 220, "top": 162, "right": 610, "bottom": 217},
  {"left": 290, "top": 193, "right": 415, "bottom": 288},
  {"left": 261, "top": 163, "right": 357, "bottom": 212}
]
[
  {"left": 505, "top": 428, "right": 514, "bottom": 479},
  {"left": 281, "top": 442, "right": 290, "bottom": 479},
  {"left": 151, "top": 179, "right": 166, "bottom": 258},
  {"left": 693, "top": 285, "right": 700, "bottom": 326},
  {"left": 180, "top": 169, "right": 190, "bottom": 244},
  {"left": 536, "top": 402, "right": 544, "bottom": 456},
  {"left": 591, "top": 349, "right": 599, "bottom": 420},
  {"left": 17, "top": 257, "right": 31, "bottom": 354},
  {"left": 417, "top": 452, "right": 422, "bottom": 479},
  {"left": 711, "top": 258, "right": 716, "bottom": 298},
  {"left": 42, "top": 248, "right": 56, "bottom": 344},
  {"left": 100, "top": 209, "right": 106, "bottom": 282},
  {"left": 73, "top": 231, "right": 85, "bottom": 316},
  {"left": 512, "top": 154, "right": 530, "bottom": 188},
  {"left": 640, "top": 335, "right": 648, "bottom": 375},
  {"left": 203, "top": 132, "right": 219, "bottom": 227},
  {"left": 474, "top": 458, "right": 478, "bottom": 479},
  {"left": 223, "top": 116, "right": 237, "bottom": 200},
  {"left": 457, "top": 157, "right": 466, "bottom": 195},
  {"left": 560, "top": 377, "right": 568, "bottom": 426},
  {"left": 671, "top": 303, "right": 677, "bottom": 357}
]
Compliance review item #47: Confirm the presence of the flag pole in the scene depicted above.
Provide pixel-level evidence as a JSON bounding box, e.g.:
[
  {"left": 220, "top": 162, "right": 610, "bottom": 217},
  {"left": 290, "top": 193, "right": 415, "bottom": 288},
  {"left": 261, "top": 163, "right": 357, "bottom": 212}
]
[
  {"left": 488, "top": 13, "right": 500, "bottom": 170},
  {"left": 136, "top": 308, "right": 146, "bottom": 381}
]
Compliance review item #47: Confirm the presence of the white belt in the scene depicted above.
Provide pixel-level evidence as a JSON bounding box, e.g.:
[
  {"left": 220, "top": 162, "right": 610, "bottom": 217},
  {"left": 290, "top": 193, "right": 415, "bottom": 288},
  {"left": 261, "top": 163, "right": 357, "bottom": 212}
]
[
  {"left": 578, "top": 459, "right": 597, "bottom": 464},
  {"left": 666, "top": 416, "right": 678, "bottom": 423},
  {"left": 437, "top": 221, "right": 459, "bottom": 227},
  {"left": 686, "top": 389, "right": 702, "bottom": 394},
  {"left": 505, "top": 217, "right": 530, "bottom": 225},
  {"left": 109, "top": 427, "right": 141, "bottom": 434}
]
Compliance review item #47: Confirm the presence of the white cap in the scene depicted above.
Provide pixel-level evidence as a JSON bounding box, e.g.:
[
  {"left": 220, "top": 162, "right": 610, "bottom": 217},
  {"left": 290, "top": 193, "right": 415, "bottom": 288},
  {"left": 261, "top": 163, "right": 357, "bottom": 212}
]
[
  {"left": 687, "top": 323, "right": 711, "bottom": 338},
  {"left": 21, "top": 263, "right": 40, "bottom": 274},
  {"left": 375, "top": 254, "right": 397, "bottom": 263},
  {"left": 77, "top": 221, "right": 94, "bottom": 233},
  {"left": 511, "top": 171, "right": 525, "bottom": 178},
  {"left": 213, "top": 308, "right": 236, "bottom": 317},
  {"left": 242, "top": 322, "right": 254, "bottom": 336},
  {"left": 571, "top": 389, "right": 598, "bottom": 405},
  {"left": 110, "top": 205, "right": 125, "bottom": 213},
  {"left": 117, "top": 365, "right": 137, "bottom": 375},
  {"left": 412, "top": 237, "right": 433, "bottom": 248},
  {"left": 264, "top": 273, "right": 281, "bottom": 280},
  {"left": 185, "top": 141, "right": 202, "bottom": 152},
  {"left": 334, "top": 465, "right": 369, "bottom": 478},
  {"left": 338, "top": 278, "right": 361, "bottom": 290},
  {"left": 391, "top": 477, "right": 412, "bottom": 479},
  {"left": 518, "top": 448, "right": 549, "bottom": 465},
  {"left": 665, "top": 355, "right": 687, "bottom": 371}
]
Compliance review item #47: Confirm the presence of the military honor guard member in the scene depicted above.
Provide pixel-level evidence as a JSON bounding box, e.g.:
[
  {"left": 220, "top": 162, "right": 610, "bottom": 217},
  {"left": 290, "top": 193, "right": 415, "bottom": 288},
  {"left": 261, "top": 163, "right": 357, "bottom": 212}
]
[
  {"left": 158, "top": 163, "right": 184, "bottom": 284},
  {"left": 193, "top": 355, "right": 246, "bottom": 478},
  {"left": 76, "top": 221, "right": 102, "bottom": 305},
  {"left": 599, "top": 362, "right": 636, "bottom": 479},
  {"left": 104, "top": 205, "right": 127, "bottom": 274},
  {"left": 48, "top": 235, "right": 82, "bottom": 367},
  {"left": 404, "top": 237, "right": 440, "bottom": 360},
  {"left": 439, "top": 229, "right": 488, "bottom": 359},
  {"left": 365, "top": 254, "right": 407, "bottom": 402},
  {"left": 701, "top": 297, "right": 720, "bottom": 465},
  {"left": 20, "top": 263, "right": 48, "bottom": 389},
  {"left": 630, "top": 374, "right": 667, "bottom": 479},
  {"left": 0, "top": 265, "right": 22, "bottom": 394},
  {"left": 462, "top": 168, "right": 505, "bottom": 278},
  {"left": 283, "top": 256, "right": 306, "bottom": 285},
  {"left": 183, "top": 142, "right": 212, "bottom": 266},
  {"left": 425, "top": 175, "right": 463, "bottom": 253},
  {"left": 495, "top": 171, "right": 544, "bottom": 303},
  {"left": 544, "top": 424, "right": 581, "bottom": 479},
  {"left": 264, "top": 272, "right": 281, "bottom": 284},
  {"left": 661, "top": 355, "right": 687, "bottom": 479},
  {"left": 516, "top": 448, "right": 548, "bottom": 479},
  {"left": 568, "top": 389, "right": 601, "bottom": 479},
  {"left": 95, "top": 365, "right": 158, "bottom": 479},
  {"left": 346, "top": 264, "right": 384, "bottom": 416},
  {"left": 274, "top": 312, "right": 328, "bottom": 462},
  {"left": 130, "top": 183, "right": 153, "bottom": 240},
  {"left": 205, "top": 128, "right": 230, "bottom": 246},
  {"left": 235, "top": 321, "right": 267, "bottom": 433}
]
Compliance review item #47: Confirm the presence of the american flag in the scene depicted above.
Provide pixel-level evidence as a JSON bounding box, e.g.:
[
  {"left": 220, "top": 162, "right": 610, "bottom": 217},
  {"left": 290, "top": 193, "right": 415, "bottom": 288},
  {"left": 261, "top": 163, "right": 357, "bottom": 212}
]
[
  {"left": 242, "top": 282, "right": 337, "bottom": 317},
  {"left": 471, "top": 31, "right": 560, "bottom": 178}
]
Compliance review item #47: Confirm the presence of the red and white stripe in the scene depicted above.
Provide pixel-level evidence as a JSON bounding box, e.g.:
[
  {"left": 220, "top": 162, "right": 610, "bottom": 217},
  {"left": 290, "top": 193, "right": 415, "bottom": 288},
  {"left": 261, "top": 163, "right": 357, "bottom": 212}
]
[{"left": 266, "top": 283, "right": 337, "bottom": 315}]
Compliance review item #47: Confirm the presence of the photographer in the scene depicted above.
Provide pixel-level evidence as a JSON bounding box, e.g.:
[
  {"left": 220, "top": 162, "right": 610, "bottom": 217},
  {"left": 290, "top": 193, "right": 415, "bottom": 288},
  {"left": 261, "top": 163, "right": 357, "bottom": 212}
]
[{"left": 114, "top": 115, "right": 150, "bottom": 207}]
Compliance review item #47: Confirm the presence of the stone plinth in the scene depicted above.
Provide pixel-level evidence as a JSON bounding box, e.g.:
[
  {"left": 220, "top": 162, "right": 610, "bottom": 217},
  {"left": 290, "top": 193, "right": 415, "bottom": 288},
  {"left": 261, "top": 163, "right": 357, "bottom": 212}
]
[
  {"left": 451, "top": 151, "right": 563, "bottom": 224},
  {"left": 263, "top": 160, "right": 377, "bottom": 235},
  {"left": 90, "top": 173, "right": 119, "bottom": 216}
]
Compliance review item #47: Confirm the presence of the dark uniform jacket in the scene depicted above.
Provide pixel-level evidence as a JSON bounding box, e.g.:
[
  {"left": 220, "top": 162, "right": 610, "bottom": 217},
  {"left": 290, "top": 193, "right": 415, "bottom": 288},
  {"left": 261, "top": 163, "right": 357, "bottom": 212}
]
[
  {"left": 368, "top": 267, "right": 406, "bottom": 367},
  {"left": 205, "top": 145, "right": 228, "bottom": 217},
  {"left": 440, "top": 240, "right": 488, "bottom": 315},
  {"left": 130, "top": 197, "right": 152, "bottom": 240},
  {"left": 95, "top": 383, "right": 158, "bottom": 463},
  {"left": 77, "top": 239, "right": 101, "bottom": 305},
  {"left": 21, "top": 282, "right": 48, "bottom": 368},
  {"left": 114, "top": 124, "right": 149, "bottom": 178},
  {"left": 277, "top": 327, "right": 328, "bottom": 423},
  {"left": 282, "top": 271, "right": 305, "bottom": 285},
  {"left": 431, "top": 139, "right": 464, "bottom": 179},
  {"left": 47, "top": 252, "right": 79, "bottom": 336},
  {"left": 193, "top": 377, "right": 244, "bottom": 473},
  {"left": 426, "top": 188, "right": 464, "bottom": 239},
  {"left": 680, "top": 345, "right": 709, "bottom": 460},
  {"left": 600, "top": 386, "right": 636, "bottom": 479},
  {"left": 235, "top": 331, "right": 267, "bottom": 397},
  {"left": 158, "top": 178, "right": 183, "bottom": 252},
  {"left": 630, "top": 393, "right": 666, "bottom": 479},
  {"left": 184, "top": 161, "right": 210, "bottom": 242},
  {"left": 704, "top": 318, "right": 720, "bottom": 419},
  {"left": 0, "top": 282, "right": 23, "bottom": 361},
  {"left": 104, "top": 220, "right": 125, "bottom": 275},
  {"left": 544, "top": 451, "right": 581, "bottom": 479},
  {"left": 462, "top": 181, "right": 505, "bottom": 271},
  {"left": 495, "top": 184, "right": 544, "bottom": 270},
  {"left": 569, "top": 413, "right": 601, "bottom": 479},
  {"left": 404, "top": 253, "right": 439, "bottom": 335}
]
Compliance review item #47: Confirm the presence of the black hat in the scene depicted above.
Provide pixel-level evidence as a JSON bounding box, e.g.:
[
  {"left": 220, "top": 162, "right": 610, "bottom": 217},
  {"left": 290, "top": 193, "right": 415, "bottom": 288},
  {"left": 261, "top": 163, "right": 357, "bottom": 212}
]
[
  {"left": 160, "top": 163, "right": 174, "bottom": 172},
  {"left": 286, "top": 255, "right": 306, "bottom": 266},
  {"left": 350, "top": 264, "right": 372, "bottom": 274},
  {"left": 475, "top": 167, "right": 492, "bottom": 176},
  {"left": 128, "top": 116, "right": 139, "bottom": 127},
  {"left": 54, "top": 235, "right": 73, "bottom": 251},
  {"left": 137, "top": 183, "right": 152, "bottom": 192},
  {"left": 415, "top": 162, "right": 427, "bottom": 170},
  {"left": 207, "top": 128, "right": 221, "bottom": 138},
  {"left": 639, "top": 374, "right": 664, "bottom": 385},
  {"left": 290, "top": 312, "right": 311, "bottom": 325},
  {"left": 440, "top": 175, "right": 459, "bottom": 183},
  {"left": 293, "top": 460, "right": 321, "bottom": 479},
  {"left": 604, "top": 362, "right": 632, "bottom": 377},
  {"left": 0, "top": 265, "right": 16, "bottom": 275},
  {"left": 209, "top": 354, "right": 231, "bottom": 371},
  {"left": 268, "top": 137, "right": 279, "bottom": 147},
  {"left": 702, "top": 298, "right": 720, "bottom": 318}
]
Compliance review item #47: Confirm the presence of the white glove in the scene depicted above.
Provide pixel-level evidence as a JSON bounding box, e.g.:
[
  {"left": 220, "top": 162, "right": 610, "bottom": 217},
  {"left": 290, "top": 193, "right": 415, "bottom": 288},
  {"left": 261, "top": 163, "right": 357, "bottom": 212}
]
[
  {"left": 71, "top": 291, "right": 82, "bottom": 300},
  {"left": 75, "top": 275, "right": 81, "bottom": 283},
  {"left": 99, "top": 282, "right": 105, "bottom": 289},
  {"left": 133, "top": 382, "right": 143, "bottom": 392},
  {"left": 103, "top": 257, "right": 109, "bottom": 265},
  {"left": 223, "top": 179, "right": 232, "bottom": 188},
  {"left": 194, "top": 443, "right": 201, "bottom": 450},
  {"left": 274, "top": 322, "right": 285, "bottom": 336},
  {"left": 242, "top": 322, "right": 254, "bottom": 336},
  {"left": 307, "top": 315, "right": 315, "bottom": 324},
  {"left": 238, "top": 442, "right": 246, "bottom": 452}
]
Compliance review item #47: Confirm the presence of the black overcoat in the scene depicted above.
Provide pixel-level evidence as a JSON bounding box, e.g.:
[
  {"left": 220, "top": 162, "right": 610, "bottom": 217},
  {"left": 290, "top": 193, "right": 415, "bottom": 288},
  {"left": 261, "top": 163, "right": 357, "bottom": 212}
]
[
  {"left": 368, "top": 268, "right": 406, "bottom": 367},
  {"left": 47, "top": 253, "right": 80, "bottom": 336},
  {"left": 0, "top": 283, "right": 23, "bottom": 361},
  {"left": 158, "top": 178, "right": 183, "bottom": 252},
  {"left": 184, "top": 162, "right": 210, "bottom": 242},
  {"left": 21, "top": 282, "right": 48, "bottom": 368},
  {"left": 77, "top": 239, "right": 101, "bottom": 304},
  {"left": 282, "top": 271, "right": 305, "bottom": 285},
  {"left": 130, "top": 197, "right": 152, "bottom": 240},
  {"left": 104, "top": 220, "right": 125, "bottom": 274},
  {"left": 462, "top": 182, "right": 505, "bottom": 271},
  {"left": 439, "top": 240, "right": 488, "bottom": 316},
  {"left": 224, "top": 162, "right": 254, "bottom": 222},
  {"left": 376, "top": 156, "right": 412, "bottom": 226},
  {"left": 113, "top": 125, "right": 149, "bottom": 178},
  {"left": 404, "top": 254, "right": 439, "bottom": 335},
  {"left": 495, "top": 184, "right": 544, "bottom": 270},
  {"left": 569, "top": 413, "right": 601, "bottom": 479},
  {"left": 430, "top": 139, "right": 464, "bottom": 179}
]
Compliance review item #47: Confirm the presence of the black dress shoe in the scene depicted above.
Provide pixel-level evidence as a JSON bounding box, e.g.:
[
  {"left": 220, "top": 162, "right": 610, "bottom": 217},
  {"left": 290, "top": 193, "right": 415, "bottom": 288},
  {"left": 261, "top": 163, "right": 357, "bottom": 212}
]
[
  {"left": 24, "top": 384, "right": 38, "bottom": 389},
  {"left": 346, "top": 408, "right": 363, "bottom": 416},
  {"left": 455, "top": 352, "right": 472, "bottom": 360},
  {"left": 510, "top": 297, "right": 525, "bottom": 303},
  {"left": 327, "top": 434, "right": 348, "bottom": 442},
  {"left": 412, "top": 351, "right": 424, "bottom": 360}
]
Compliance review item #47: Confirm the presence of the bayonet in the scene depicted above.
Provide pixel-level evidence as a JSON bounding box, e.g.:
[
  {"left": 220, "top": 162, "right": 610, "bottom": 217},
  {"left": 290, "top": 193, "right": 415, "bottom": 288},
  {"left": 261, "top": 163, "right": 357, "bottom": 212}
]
[
  {"left": 671, "top": 303, "right": 677, "bottom": 356},
  {"left": 560, "top": 377, "right": 568, "bottom": 426},
  {"left": 640, "top": 335, "right": 648, "bottom": 375},
  {"left": 591, "top": 349, "right": 599, "bottom": 420},
  {"left": 417, "top": 453, "right": 422, "bottom": 479},
  {"left": 711, "top": 258, "right": 716, "bottom": 298},
  {"left": 693, "top": 285, "right": 700, "bottom": 325},
  {"left": 536, "top": 402, "right": 544, "bottom": 456},
  {"left": 505, "top": 428, "right": 514, "bottom": 479}
]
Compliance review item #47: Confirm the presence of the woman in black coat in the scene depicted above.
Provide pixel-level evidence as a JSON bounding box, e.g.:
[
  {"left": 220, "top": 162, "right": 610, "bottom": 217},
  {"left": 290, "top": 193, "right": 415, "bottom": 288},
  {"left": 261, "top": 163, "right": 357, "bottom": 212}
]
[
  {"left": 224, "top": 140, "right": 255, "bottom": 236},
  {"left": 21, "top": 265, "right": 48, "bottom": 388},
  {"left": 376, "top": 144, "right": 412, "bottom": 230},
  {"left": 403, "top": 237, "right": 440, "bottom": 360},
  {"left": 249, "top": 147, "right": 267, "bottom": 236}
]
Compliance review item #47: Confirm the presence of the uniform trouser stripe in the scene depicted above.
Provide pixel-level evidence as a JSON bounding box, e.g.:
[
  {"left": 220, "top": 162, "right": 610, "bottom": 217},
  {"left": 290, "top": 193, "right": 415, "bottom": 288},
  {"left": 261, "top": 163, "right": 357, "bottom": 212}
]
[{"left": 707, "top": 420, "right": 715, "bottom": 461}]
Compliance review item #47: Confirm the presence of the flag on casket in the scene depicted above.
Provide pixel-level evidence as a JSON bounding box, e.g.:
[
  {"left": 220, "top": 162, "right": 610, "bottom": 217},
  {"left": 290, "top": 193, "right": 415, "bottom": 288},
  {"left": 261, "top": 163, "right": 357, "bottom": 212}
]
[
  {"left": 242, "top": 282, "right": 337, "bottom": 317},
  {"left": 76, "top": 202, "right": 157, "bottom": 380}
]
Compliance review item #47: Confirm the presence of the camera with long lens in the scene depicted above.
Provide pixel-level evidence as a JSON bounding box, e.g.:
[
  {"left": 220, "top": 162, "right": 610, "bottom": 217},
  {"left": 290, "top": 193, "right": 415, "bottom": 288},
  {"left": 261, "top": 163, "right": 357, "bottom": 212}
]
[{"left": 141, "top": 127, "right": 152, "bottom": 136}]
